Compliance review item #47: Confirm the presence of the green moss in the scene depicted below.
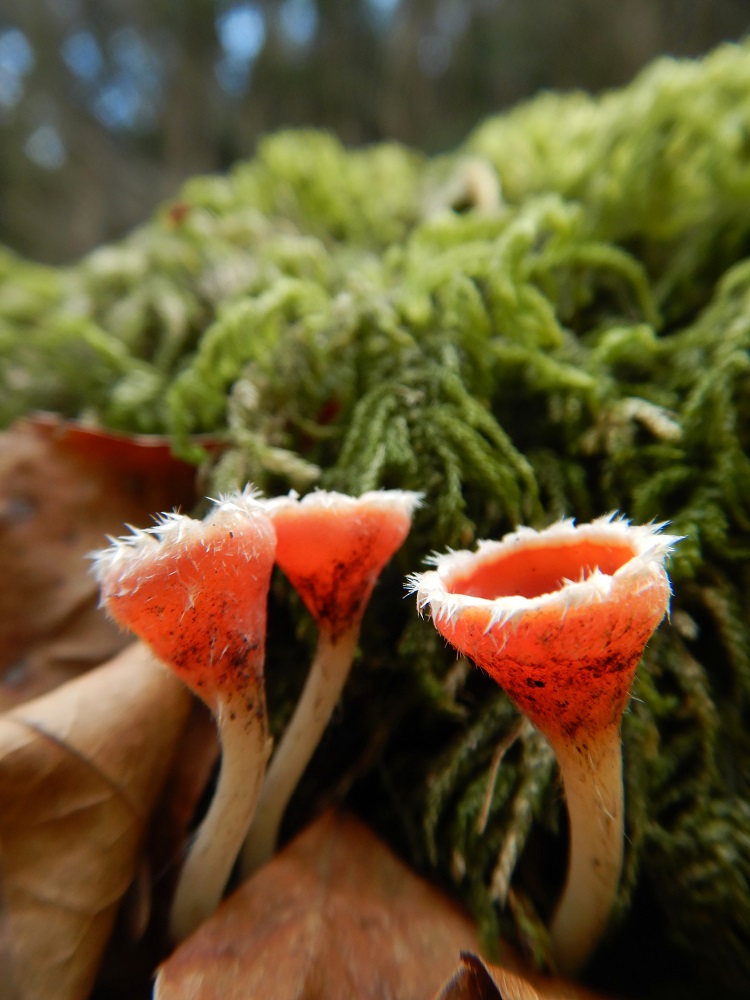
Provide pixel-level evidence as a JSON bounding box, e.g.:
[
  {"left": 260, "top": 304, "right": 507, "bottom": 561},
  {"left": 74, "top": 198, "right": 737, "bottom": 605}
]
[{"left": 3, "top": 40, "right": 750, "bottom": 997}]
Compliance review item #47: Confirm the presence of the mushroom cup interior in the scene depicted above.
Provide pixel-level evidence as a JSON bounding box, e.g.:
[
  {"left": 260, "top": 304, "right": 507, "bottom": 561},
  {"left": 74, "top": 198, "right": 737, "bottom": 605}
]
[{"left": 444, "top": 540, "right": 638, "bottom": 601}]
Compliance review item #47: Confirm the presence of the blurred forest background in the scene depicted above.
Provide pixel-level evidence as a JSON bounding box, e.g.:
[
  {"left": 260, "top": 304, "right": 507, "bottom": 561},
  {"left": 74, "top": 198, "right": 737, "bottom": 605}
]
[{"left": 1, "top": 0, "right": 748, "bottom": 264}]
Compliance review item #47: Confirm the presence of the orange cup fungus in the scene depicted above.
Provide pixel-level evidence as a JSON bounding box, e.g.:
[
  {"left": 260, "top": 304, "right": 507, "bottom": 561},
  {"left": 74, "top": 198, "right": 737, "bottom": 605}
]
[
  {"left": 241, "top": 488, "right": 421, "bottom": 874},
  {"left": 92, "top": 490, "right": 276, "bottom": 942},
  {"left": 410, "top": 514, "right": 679, "bottom": 974},
  {"left": 269, "top": 488, "right": 423, "bottom": 638}
]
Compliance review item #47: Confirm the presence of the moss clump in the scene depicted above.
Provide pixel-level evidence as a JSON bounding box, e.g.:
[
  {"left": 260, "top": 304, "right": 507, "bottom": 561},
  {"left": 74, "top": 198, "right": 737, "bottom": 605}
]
[{"left": 3, "top": 41, "right": 750, "bottom": 998}]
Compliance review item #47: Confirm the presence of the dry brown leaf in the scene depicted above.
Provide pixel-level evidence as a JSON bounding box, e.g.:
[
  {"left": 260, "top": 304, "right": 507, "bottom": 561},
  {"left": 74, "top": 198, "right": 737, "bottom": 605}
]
[
  {"left": 155, "top": 808, "right": 481, "bottom": 1000},
  {"left": 0, "top": 642, "right": 192, "bottom": 1000},
  {"left": 0, "top": 414, "right": 197, "bottom": 709},
  {"left": 433, "top": 952, "right": 613, "bottom": 1000}
]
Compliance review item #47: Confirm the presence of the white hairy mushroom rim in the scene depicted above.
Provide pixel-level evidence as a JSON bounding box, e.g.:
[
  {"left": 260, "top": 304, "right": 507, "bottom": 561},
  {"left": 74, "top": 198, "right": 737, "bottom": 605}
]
[
  {"left": 409, "top": 514, "right": 680, "bottom": 974},
  {"left": 91, "top": 489, "right": 276, "bottom": 943}
]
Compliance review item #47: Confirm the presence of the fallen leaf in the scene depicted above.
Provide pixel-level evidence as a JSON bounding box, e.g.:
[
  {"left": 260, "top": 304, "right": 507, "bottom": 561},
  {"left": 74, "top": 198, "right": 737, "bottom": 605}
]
[
  {"left": 25, "top": 412, "right": 205, "bottom": 490},
  {"left": 0, "top": 599, "right": 130, "bottom": 714},
  {"left": 434, "top": 952, "right": 500, "bottom": 1000},
  {"left": 155, "top": 809, "right": 481, "bottom": 1000},
  {"left": 433, "top": 952, "right": 611, "bottom": 1000},
  {"left": 0, "top": 642, "right": 192, "bottom": 1000},
  {"left": 0, "top": 415, "right": 198, "bottom": 709}
]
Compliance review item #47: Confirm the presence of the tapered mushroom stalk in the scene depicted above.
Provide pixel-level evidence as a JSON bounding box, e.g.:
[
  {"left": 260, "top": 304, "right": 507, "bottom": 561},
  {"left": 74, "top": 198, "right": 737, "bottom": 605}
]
[
  {"left": 241, "top": 488, "right": 421, "bottom": 874},
  {"left": 91, "top": 490, "right": 276, "bottom": 943},
  {"left": 409, "top": 514, "right": 678, "bottom": 974}
]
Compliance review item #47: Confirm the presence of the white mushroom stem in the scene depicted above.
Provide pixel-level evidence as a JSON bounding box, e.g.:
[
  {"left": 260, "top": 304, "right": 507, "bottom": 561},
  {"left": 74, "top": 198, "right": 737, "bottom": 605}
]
[
  {"left": 241, "top": 622, "right": 360, "bottom": 876},
  {"left": 549, "top": 722, "right": 624, "bottom": 975},
  {"left": 170, "top": 702, "right": 269, "bottom": 943}
]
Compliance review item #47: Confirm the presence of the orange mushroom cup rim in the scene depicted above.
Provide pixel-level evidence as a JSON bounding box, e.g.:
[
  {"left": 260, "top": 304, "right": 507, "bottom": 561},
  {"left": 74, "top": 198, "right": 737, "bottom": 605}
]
[
  {"left": 263, "top": 487, "right": 424, "bottom": 515},
  {"left": 90, "top": 486, "right": 271, "bottom": 588},
  {"left": 409, "top": 513, "right": 681, "bottom": 631}
]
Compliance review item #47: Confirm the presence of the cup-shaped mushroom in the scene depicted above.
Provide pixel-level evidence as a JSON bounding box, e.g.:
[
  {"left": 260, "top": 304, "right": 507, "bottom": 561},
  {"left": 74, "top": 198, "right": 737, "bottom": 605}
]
[
  {"left": 91, "top": 490, "right": 276, "bottom": 942},
  {"left": 410, "top": 514, "right": 678, "bottom": 974},
  {"left": 241, "top": 488, "right": 421, "bottom": 873},
  {"left": 269, "top": 488, "right": 423, "bottom": 638}
]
